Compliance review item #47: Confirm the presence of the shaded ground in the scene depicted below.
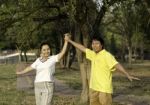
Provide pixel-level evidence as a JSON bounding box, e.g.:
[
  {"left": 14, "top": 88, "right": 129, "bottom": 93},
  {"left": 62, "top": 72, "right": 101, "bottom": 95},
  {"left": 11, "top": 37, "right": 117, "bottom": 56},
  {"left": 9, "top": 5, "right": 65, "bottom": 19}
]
[
  {"left": 113, "top": 95, "right": 150, "bottom": 105},
  {"left": 112, "top": 76, "right": 150, "bottom": 105},
  {"left": 0, "top": 61, "right": 149, "bottom": 105},
  {"left": 54, "top": 77, "right": 150, "bottom": 105},
  {"left": 54, "top": 78, "right": 80, "bottom": 96},
  {"left": 54, "top": 61, "right": 150, "bottom": 105}
]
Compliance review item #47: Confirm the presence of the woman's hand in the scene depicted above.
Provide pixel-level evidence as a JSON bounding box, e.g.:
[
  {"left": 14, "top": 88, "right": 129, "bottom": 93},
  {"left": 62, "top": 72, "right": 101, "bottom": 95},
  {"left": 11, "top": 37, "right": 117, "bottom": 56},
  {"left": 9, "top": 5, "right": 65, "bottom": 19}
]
[{"left": 64, "top": 33, "right": 71, "bottom": 42}]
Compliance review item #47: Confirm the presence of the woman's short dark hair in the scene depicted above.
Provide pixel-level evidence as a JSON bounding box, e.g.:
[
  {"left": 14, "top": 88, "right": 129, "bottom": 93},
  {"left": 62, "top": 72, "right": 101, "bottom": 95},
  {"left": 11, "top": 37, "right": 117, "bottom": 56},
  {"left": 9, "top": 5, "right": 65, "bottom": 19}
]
[
  {"left": 37, "top": 42, "right": 52, "bottom": 57},
  {"left": 39, "top": 42, "right": 51, "bottom": 51}
]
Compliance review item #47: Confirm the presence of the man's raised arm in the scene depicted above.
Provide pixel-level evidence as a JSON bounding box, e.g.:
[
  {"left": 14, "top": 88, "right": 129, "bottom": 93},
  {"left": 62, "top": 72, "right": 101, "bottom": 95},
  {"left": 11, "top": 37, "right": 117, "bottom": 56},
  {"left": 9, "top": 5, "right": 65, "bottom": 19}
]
[{"left": 64, "top": 34, "right": 86, "bottom": 53}]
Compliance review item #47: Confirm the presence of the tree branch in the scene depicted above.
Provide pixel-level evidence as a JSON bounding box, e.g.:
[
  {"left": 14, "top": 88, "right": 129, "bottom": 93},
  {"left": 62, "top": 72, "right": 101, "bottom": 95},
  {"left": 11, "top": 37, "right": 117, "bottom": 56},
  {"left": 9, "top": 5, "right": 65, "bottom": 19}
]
[{"left": 33, "top": 13, "right": 68, "bottom": 23}]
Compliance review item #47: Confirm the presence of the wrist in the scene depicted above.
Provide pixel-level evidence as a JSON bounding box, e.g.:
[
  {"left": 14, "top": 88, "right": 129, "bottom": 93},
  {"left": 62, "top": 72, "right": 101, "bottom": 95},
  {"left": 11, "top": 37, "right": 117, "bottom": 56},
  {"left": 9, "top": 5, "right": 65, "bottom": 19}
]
[
  {"left": 68, "top": 39, "right": 72, "bottom": 43},
  {"left": 126, "top": 73, "right": 130, "bottom": 77}
]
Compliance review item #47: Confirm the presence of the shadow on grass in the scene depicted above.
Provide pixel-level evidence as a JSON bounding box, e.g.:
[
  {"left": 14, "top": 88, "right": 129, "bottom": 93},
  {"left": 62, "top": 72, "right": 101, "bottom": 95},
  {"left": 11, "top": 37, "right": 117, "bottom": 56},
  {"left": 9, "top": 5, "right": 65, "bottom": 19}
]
[{"left": 112, "top": 76, "right": 150, "bottom": 105}]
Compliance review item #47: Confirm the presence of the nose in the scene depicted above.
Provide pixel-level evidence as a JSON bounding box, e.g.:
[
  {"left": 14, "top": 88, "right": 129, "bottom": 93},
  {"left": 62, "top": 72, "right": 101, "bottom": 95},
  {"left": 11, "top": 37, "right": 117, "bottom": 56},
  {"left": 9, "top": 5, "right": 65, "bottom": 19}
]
[
  {"left": 92, "top": 43, "right": 97, "bottom": 47},
  {"left": 46, "top": 50, "right": 50, "bottom": 53}
]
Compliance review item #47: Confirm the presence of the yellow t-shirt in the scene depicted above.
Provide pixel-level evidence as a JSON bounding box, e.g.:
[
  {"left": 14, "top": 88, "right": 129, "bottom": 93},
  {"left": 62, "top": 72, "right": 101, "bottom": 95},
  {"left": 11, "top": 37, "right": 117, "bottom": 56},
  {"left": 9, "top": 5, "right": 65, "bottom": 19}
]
[{"left": 86, "top": 49, "right": 118, "bottom": 93}]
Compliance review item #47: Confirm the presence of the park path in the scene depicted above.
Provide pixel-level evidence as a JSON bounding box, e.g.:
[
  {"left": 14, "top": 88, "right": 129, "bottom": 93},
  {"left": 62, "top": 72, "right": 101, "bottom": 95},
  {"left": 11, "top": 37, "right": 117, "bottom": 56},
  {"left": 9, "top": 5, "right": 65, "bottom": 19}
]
[
  {"left": 113, "top": 94, "right": 150, "bottom": 105},
  {"left": 54, "top": 78, "right": 150, "bottom": 105},
  {"left": 54, "top": 78, "right": 80, "bottom": 96}
]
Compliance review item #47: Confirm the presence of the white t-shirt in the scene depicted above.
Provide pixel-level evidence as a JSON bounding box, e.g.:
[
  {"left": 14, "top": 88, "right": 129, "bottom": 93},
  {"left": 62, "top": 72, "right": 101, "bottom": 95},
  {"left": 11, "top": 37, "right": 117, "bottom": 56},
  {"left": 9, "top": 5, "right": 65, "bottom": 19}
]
[{"left": 31, "top": 55, "right": 58, "bottom": 83}]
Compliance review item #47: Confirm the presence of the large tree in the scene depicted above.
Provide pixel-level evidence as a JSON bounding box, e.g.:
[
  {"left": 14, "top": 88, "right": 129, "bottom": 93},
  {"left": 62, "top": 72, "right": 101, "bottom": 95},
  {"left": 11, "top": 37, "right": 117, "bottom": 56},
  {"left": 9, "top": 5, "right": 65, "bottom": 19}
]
[
  {"left": 104, "top": 0, "right": 150, "bottom": 65},
  {"left": 73, "top": 0, "right": 126, "bottom": 104},
  {"left": 0, "top": 0, "right": 68, "bottom": 61},
  {"left": 0, "top": 0, "right": 150, "bottom": 104}
]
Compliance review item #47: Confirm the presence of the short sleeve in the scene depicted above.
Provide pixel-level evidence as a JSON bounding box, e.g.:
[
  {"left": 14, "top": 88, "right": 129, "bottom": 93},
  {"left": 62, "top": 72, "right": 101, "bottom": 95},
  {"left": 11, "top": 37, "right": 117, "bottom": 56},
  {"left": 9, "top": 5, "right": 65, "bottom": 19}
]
[
  {"left": 31, "top": 59, "right": 38, "bottom": 69},
  {"left": 51, "top": 55, "right": 59, "bottom": 62},
  {"left": 105, "top": 53, "right": 118, "bottom": 71},
  {"left": 85, "top": 48, "right": 95, "bottom": 60}
]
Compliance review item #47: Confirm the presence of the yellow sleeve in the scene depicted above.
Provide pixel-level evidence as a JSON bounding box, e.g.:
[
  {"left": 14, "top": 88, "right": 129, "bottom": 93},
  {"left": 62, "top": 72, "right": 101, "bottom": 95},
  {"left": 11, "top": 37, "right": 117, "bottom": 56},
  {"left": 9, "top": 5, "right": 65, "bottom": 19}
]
[
  {"left": 105, "top": 52, "right": 118, "bottom": 71},
  {"left": 85, "top": 48, "right": 95, "bottom": 61}
]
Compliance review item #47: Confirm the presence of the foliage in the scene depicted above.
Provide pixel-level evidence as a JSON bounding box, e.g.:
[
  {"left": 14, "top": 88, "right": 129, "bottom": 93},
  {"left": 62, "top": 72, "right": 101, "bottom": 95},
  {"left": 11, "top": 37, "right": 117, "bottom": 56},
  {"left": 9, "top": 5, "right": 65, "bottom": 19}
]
[
  {"left": 0, "top": 0, "right": 70, "bottom": 52},
  {"left": 102, "top": 0, "right": 150, "bottom": 62}
]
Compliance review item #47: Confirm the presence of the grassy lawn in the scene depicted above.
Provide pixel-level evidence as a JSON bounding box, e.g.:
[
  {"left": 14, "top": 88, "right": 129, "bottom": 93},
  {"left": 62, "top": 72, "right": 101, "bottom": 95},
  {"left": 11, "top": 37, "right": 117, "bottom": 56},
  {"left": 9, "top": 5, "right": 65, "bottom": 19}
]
[
  {"left": 0, "top": 64, "right": 35, "bottom": 105},
  {"left": 0, "top": 60, "right": 150, "bottom": 105},
  {"left": 0, "top": 64, "right": 80, "bottom": 105}
]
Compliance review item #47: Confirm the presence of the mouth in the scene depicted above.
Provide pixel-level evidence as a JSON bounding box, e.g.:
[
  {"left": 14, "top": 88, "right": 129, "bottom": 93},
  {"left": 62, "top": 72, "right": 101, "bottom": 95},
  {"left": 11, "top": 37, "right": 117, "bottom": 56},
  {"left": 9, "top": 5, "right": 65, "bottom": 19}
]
[
  {"left": 93, "top": 49, "right": 101, "bottom": 52},
  {"left": 44, "top": 53, "right": 50, "bottom": 56}
]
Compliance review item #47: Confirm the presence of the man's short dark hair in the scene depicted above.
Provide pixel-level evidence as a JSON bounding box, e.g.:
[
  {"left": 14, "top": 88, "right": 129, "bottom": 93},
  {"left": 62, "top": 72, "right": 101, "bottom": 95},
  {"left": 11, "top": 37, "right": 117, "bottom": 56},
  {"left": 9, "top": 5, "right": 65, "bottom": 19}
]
[{"left": 92, "top": 35, "right": 104, "bottom": 45}]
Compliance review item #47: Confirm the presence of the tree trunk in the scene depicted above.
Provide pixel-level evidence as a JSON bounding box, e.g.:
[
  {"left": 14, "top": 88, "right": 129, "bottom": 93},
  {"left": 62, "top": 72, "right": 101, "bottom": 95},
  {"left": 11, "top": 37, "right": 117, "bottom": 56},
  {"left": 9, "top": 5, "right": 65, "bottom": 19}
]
[
  {"left": 24, "top": 51, "right": 28, "bottom": 62},
  {"left": 68, "top": 46, "right": 76, "bottom": 68},
  {"left": 20, "top": 50, "right": 23, "bottom": 62},
  {"left": 133, "top": 46, "right": 137, "bottom": 62},
  {"left": 142, "top": 0, "right": 150, "bottom": 14},
  {"left": 140, "top": 42, "right": 144, "bottom": 62},
  {"left": 74, "top": 24, "right": 90, "bottom": 104},
  {"left": 121, "top": 38, "right": 126, "bottom": 62},
  {"left": 128, "top": 46, "right": 132, "bottom": 68},
  {"left": 16, "top": 45, "right": 22, "bottom": 63},
  {"left": 74, "top": 0, "right": 108, "bottom": 104},
  {"left": 66, "top": 46, "right": 71, "bottom": 69},
  {"left": 59, "top": 36, "right": 65, "bottom": 68}
]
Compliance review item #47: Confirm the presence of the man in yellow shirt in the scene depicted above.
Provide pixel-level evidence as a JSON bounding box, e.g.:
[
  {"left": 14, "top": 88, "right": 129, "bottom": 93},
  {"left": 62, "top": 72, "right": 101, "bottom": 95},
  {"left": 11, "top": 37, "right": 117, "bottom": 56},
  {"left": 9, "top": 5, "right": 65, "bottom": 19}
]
[{"left": 65, "top": 34, "right": 140, "bottom": 105}]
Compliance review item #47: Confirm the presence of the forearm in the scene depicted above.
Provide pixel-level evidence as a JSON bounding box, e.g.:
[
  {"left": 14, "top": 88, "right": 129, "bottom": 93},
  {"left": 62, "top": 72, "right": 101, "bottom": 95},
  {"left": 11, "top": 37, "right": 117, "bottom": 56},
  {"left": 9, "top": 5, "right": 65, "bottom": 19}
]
[
  {"left": 115, "top": 63, "right": 130, "bottom": 77},
  {"left": 68, "top": 40, "right": 86, "bottom": 53},
  {"left": 17, "top": 66, "right": 33, "bottom": 75},
  {"left": 115, "top": 63, "right": 140, "bottom": 81},
  {"left": 58, "top": 41, "right": 68, "bottom": 61}
]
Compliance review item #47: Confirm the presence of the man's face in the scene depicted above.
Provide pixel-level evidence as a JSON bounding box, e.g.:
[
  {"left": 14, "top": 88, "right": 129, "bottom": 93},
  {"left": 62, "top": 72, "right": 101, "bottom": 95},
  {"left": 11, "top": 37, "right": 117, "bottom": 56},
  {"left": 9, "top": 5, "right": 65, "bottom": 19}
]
[{"left": 92, "top": 40, "right": 103, "bottom": 53}]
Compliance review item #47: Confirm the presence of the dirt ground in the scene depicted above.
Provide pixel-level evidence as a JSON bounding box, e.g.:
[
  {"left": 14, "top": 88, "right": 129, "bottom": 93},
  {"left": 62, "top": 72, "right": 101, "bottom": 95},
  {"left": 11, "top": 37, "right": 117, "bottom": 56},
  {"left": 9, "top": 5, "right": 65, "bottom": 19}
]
[
  {"left": 16, "top": 61, "right": 150, "bottom": 105},
  {"left": 54, "top": 61, "right": 150, "bottom": 105},
  {"left": 54, "top": 77, "right": 150, "bottom": 105}
]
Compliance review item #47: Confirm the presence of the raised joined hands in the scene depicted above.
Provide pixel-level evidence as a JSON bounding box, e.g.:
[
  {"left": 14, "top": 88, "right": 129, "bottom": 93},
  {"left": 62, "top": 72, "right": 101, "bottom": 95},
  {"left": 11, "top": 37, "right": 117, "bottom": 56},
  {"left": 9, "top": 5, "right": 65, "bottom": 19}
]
[{"left": 64, "top": 33, "right": 71, "bottom": 42}]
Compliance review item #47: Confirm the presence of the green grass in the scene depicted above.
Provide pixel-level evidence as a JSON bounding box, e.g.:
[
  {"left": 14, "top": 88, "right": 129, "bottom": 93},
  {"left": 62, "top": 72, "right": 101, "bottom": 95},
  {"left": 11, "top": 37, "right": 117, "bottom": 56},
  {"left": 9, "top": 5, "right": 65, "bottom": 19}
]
[
  {"left": 53, "top": 95, "right": 79, "bottom": 105},
  {"left": 55, "top": 69, "right": 82, "bottom": 90},
  {"left": 0, "top": 61, "right": 150, "bottom": 105},
  {"left": 0, "top": 64, "right": 81, "bottom": 105},
  {"left": 0, "top": 64, "right": 35, "bottom": 105}
]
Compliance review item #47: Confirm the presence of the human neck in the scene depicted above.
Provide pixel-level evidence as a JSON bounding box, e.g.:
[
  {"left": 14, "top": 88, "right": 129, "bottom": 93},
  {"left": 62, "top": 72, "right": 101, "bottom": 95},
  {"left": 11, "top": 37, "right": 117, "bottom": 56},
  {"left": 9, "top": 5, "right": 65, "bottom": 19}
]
[
  {"left": 42, "top": 56, "right": 48, "bottom": 60},
  {"left": 95, "top": 49, "right": 103, "bottom": 53}
]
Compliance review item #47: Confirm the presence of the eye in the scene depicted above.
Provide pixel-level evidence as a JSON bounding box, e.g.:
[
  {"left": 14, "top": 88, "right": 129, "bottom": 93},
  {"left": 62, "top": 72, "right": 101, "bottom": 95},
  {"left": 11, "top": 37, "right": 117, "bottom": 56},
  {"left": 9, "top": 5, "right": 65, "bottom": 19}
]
[{"left": 42, "top": 49, "right": 46, "bottom": 51}]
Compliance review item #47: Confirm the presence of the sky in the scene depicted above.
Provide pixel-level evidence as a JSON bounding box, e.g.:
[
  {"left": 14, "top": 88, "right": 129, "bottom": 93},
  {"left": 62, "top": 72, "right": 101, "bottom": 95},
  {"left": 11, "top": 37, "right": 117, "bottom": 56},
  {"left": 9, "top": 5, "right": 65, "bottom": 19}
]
[{"left": 92, "top": 0, "right": 103, "bottom": 11}]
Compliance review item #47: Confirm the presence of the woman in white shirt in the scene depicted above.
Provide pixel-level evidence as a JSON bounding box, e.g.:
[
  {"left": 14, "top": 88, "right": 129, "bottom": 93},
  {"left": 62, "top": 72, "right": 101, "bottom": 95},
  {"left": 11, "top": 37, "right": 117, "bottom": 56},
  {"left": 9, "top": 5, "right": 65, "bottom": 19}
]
[{"left": 16, "top": 34, "right": 69, "bottom": 105}]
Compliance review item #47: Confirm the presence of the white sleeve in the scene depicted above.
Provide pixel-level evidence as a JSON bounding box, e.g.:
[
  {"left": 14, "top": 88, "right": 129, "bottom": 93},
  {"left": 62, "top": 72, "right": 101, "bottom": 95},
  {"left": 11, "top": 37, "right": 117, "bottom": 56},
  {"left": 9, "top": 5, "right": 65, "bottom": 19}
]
[
  {"left": 31, "top": 59, "right": 38, "bottom": 69},
  {"left": 52, "top": 55, "right": 59, "bottom": 63}
]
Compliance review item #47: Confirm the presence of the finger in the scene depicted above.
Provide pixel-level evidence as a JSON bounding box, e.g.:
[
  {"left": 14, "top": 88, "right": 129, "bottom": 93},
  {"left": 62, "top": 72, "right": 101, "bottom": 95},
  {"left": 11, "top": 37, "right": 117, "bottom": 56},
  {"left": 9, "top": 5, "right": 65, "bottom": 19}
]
[
  {"left": 64, "top": 33, "right": 70, "bottom": 36},
  {"left": 131, "top": 76, "right": 140, "bottom": 80},
  {"left": 129, "top": 78, "right": 133, "bottom": 82},
  {"left": 133, "top": 77, "right": 140, "bottom": 80}
]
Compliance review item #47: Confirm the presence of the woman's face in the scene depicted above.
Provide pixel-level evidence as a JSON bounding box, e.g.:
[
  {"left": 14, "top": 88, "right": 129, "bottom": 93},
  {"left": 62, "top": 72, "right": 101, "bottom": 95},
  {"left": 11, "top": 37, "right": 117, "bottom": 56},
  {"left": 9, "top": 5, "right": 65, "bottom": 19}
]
[{"left": 41, "top": 44, "right": 50, "bottom": 58}]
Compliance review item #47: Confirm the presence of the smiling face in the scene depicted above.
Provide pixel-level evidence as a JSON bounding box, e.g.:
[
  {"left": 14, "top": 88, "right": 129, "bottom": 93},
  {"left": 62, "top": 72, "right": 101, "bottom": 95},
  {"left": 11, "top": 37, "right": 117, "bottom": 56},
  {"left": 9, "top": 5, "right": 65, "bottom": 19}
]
[
  {"left": 91, "top": 40, "right": 103, "bottom": 53},
  {"left": 40, "top": 44, "right": 50, "bottom": 58}
]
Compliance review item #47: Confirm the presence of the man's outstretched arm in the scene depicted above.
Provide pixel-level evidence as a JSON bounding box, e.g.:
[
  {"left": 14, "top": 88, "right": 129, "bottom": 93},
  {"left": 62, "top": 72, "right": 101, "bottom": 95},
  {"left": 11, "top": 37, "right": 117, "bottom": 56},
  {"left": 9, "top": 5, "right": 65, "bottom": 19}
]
[{"left": 115, "top": 63, "right": 140, "bottom": 81}]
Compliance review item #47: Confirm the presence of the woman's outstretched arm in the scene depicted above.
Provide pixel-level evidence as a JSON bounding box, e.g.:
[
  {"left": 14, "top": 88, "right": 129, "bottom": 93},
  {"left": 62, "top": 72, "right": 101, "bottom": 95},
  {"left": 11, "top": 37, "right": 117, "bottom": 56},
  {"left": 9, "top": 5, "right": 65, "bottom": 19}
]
[{"left": 16, "top": 66, "right": 34, "bottom": 75}]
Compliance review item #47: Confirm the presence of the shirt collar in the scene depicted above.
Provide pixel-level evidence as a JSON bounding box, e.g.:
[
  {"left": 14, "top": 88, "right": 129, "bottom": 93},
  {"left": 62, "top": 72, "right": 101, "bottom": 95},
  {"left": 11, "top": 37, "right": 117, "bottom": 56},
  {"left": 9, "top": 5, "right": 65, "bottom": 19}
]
[
  {"left": 96, "top": 49, "right": 105, "bottom": 55},
  {"left": 39, "top": 56, "right": 50, "bottom": 63}
]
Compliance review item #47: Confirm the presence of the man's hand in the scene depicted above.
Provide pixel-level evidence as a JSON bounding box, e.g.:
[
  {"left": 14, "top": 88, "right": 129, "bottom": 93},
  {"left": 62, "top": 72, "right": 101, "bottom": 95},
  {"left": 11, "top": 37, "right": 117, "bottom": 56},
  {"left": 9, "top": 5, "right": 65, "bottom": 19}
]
[
  {"left": 64, "top": 33, "right": 71, "bottom": 42},
  {"left": 63, "top": 33, "right": 86, "bottom": 53},
  {"left": 127, "top": 75, "right": 140, "bottom": 82}
]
